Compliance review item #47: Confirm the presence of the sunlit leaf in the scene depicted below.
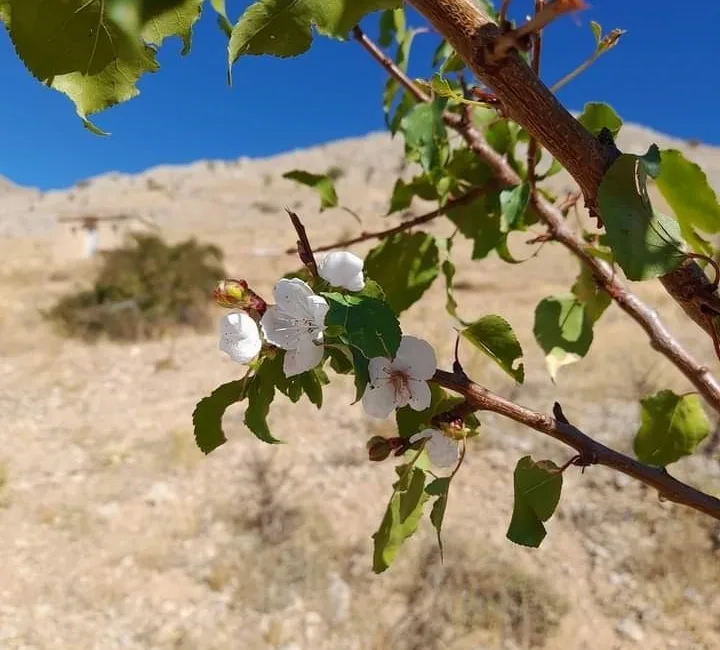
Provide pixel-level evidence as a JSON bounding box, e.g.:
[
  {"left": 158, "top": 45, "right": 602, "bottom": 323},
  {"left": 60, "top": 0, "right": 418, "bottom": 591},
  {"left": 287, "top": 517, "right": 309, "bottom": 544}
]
[
  {"left": 399, "top": 97, "right": 449, "bottom": 172},
  {"left": 462, "top": 315, "right": 525, "bottom": 383},
  {"left": 192, "top": 376, "right": 251, "bottom": 454},
  {"left": 633, "top": 390, "right": 711, "bottom": 466},
  {"left": 577, "top": 102, "right": 622, "bottom": 138},
  {"left": 533, "top": 294, "right": 593, "bottom": 381},
  {"left": 598, "top": 147, "right": 686, "bottom": 281},
  {"left": 282, "top": 169, "right": 339, "bottom": 211},
  {"left": 364, "top": 232, "right": 440, "bottom": 315},
  {"left": 372, "top": 466, "right": 429, "bottom": 573},
  {"left": 229, "top": 0, "right": 401, "bottom": 65},
  {"left": 655, "top": 149, "right": 720, "bottom": 235}
]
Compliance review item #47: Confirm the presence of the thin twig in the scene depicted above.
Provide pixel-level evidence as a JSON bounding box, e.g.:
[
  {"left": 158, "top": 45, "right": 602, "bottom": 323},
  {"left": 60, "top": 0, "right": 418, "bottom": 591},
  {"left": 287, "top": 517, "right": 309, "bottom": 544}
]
[
  {"left": 286, "top": 187, "right": 487, "bottom": 255},
  {"left": 432, "top": 369, "right": 720, "bottom": 520},
  {"left": 549, "top": 28, "right": 626, "bottom": 94},
  {"left": 490, "top": 0, "right": 587, "bottom": 62},
  {"left": 354, "top": 22, "right": 720, "bottom": 414}
]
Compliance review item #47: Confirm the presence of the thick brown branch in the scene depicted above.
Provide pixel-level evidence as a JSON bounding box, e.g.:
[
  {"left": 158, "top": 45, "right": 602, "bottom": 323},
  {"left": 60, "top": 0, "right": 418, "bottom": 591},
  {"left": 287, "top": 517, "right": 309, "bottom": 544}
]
[
  {"left": 288, "top": 187, "right": 486, "bottom": 255},
  {"left": 406, "top": 0, "right": 720, "bottom": 348},
  {"left": 433, "top": 369, "right": 720, "bottom": 520},
  {"left": 354, "top": 24, "right": 720, "bottom": 413}
]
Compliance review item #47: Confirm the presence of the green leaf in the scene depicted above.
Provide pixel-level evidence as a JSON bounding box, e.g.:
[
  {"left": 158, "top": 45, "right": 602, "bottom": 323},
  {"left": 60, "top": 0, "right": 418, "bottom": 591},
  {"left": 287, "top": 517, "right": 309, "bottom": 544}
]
[
  {"left": 440, "top": 238, "right": 459, "bottom": 319},
  {"left": 633, "top": 390, "right": 711, "bottom": 466},
  {"left": 245, "top": 359, "right": 284, "bottom": 444},
  {"left": 323, "top": 293, "right": 402, "bottom": 360},
  {"left": 399, "top": 98, "right": 449, "bottom": 173},
  {"left": 500, "top": 183, "right": 530, "bottom": 232},
  {"left": 209, "top": 0, "right": 233, "bottom": 37},
  {"left": 506, "top": 456, "right": 563, "bottom": 548},
  {"left": 364, "top": 232, "right": 440, "bottom": 315},
  {"left": 598, "top": 149, "right": 686, "bottom": 281},
  {"left": 192, "top": 377, "right": 251, "bottom": 454},
  {"left": 2, "top": 0, "right": 200, "bottom": 133},
  {"left": 229, "top": 0, "right": 401, "bottom": 65},
  {"left": 571, "top": 264, "right": 611, "bottom": 323},
  {"left": 378, "top": 7, "right": 404, "bottom": 47},
  {"left": 655, "top": 149, "right": 720, "bottom": 235},
  {"left": 461, "top": 315, "right": 525, "bottom": 383},
  {"left": 426, "top": 476, "right": 451, "bottom": 561},
  {"left": 533, "top": 294, "right": 593, "bottom": 381},
  {"left": 446, "top": 193, "right": 504, "bottom": 260},
  {"left": 282, "top": 170, "right": 339, "bottom": 211},
  {"left": 577, "top": 102, "right": 623, "bottom": 138},
  {"left": 372, "top": 466, "right": 429, "bottom": 573}
]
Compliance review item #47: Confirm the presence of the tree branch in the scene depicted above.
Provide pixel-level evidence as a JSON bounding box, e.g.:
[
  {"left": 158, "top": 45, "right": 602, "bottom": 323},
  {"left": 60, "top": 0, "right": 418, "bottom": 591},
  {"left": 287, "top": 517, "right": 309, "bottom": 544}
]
[
  {"left": 353, "top": 24, "right": 720, "bottom": 414},
  {"left": 406, "top": 0, "right": 720, "bottom": 353},
  {"left": 286, "top": 186, "right": 487, "bottom": 255},
  {"left": 432, "top": 369, "right": 720, "bottom": 521}
]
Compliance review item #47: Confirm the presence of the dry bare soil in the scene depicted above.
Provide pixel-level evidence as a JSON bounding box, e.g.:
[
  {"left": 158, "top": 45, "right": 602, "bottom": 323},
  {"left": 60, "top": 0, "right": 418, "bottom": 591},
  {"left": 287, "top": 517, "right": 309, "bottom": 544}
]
[{"left": 1, "top": 125, "right": 719, "bottom": 650}]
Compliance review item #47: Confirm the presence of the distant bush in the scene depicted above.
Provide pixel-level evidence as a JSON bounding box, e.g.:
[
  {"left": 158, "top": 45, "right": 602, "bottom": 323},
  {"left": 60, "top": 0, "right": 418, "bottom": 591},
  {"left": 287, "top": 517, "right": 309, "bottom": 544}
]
[{"left": 47, "top": 233, "right": 226, "bottom": 342}]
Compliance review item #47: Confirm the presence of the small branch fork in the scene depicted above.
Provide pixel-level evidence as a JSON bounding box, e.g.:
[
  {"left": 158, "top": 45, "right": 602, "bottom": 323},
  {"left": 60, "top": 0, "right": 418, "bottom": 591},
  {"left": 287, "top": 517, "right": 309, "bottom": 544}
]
[
  {"left": 431, "top": 369, "right": 720, "bottom": 521},
  {"left": 405, "top": 0, "right": 720, "bottom": 354},
  {"left": 352, "top": 24, "right": 720, "bottom": 415}
]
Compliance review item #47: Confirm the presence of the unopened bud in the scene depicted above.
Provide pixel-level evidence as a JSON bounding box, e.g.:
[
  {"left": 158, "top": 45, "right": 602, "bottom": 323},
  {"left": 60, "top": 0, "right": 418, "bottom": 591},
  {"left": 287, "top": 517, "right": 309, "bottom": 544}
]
[
  {"left": 213, "top": 279, "right": 267, "bottom": 315},
  {"left": 367, "top": 436, "right": 392, "bottom": 462}
]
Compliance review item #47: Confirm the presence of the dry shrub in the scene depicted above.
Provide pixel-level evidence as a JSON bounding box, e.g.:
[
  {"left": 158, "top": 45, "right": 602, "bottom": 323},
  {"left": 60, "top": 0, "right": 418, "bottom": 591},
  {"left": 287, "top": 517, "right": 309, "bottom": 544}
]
[
  {"left": 46, "top": 233, "right": 225, "bottom": 342},
  {"left": 385, "top": 543, "right": 569, "bottom": 650}
]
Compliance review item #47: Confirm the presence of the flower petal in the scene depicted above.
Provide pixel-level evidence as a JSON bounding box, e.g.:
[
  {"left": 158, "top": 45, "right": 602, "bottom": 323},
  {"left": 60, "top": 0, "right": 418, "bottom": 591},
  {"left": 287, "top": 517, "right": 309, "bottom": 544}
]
[
  {"left": 425, "top": 431, "right": 458, "bottom": 468},
  {"left": 409, "top": 429, "right": 433, "bottom": 444},
  {"left": 407, "top": 378, "right": 432, "bottom": 411},
  {"left": 368, "top": 356, "right": 391, "bottom": 384},
  {"left": 260, "top": 306, "right": 301, "bottom": 350},
  {"left": 318, "top": 251, "right": 365, "bottom": 291},
  {"left": 273, "top": 278, "right": 315, "bottom": 316},
  {"left": 362, "top": 381, "right": 397, "bottom": 419},
  {"left": 394, "top": 335, "right": 437, "bottom": 380},
  {"left": 283, "top": 336, "right": 324, "bottom": 377},
  {"left": 219, "top": 311, "right": 262, "bottom": 364},
  {"left": 306, "top": 294, "right": 329, "bottom": 331}
]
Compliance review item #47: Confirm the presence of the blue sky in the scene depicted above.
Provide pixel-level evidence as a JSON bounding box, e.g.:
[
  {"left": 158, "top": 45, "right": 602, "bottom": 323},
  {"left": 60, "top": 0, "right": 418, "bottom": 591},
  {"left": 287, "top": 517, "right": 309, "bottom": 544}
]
[{"left": 1, "top": 1, "right": 719, "bottom": 190}]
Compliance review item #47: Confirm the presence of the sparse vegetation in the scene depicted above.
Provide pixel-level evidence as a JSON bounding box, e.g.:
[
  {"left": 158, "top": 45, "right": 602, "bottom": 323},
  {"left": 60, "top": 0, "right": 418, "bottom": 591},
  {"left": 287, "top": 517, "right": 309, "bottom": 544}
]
[
  {"left": 386, "top": 543, "right": 569, "bottom": 650},
  {"left": 46, "top": 233, "right": 226, "bottom": 342}
]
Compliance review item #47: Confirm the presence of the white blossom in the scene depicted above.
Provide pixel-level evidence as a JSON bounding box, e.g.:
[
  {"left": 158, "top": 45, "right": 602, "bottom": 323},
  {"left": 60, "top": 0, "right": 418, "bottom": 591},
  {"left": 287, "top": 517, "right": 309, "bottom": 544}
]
[
  {"left": 410, "top": 428, "right": 459, "bottom": 468},
  {"left": 260, "top": 278, "right": 329, "bottom": 377},
  {"left": 318, "top": 251, "right": 365, "bottom": 291},
  {"left": 362, "top": 335, "right": 437, "bottom": 419},
  {"left": 218, "top": 311, "right": 262, "bottom": 364}
]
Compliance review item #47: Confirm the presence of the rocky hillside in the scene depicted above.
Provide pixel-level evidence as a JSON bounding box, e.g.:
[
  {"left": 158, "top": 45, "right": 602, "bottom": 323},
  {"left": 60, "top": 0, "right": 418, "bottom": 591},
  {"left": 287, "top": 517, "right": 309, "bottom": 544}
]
[{"left": 0, "top": 124, "right": 719, "bottom": 650}]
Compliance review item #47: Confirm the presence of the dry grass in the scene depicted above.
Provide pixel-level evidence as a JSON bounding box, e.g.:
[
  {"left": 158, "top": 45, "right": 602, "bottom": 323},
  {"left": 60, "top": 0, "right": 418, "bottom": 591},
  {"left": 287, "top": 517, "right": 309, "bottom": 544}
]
[{"left": 1, "top": 128, "right": 720, "bottom": 650}]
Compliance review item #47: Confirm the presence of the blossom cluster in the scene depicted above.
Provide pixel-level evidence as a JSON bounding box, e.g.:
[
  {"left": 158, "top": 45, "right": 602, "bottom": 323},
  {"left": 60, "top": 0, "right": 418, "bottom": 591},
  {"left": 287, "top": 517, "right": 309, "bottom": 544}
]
[{"left": 217, "top": 250, "right": 458, "bottom": 468}]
